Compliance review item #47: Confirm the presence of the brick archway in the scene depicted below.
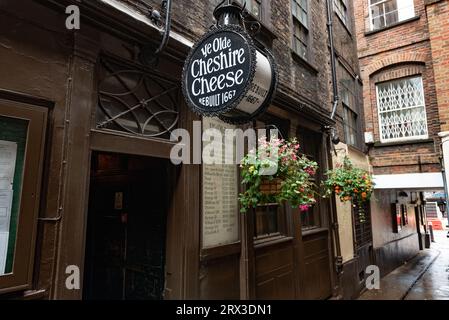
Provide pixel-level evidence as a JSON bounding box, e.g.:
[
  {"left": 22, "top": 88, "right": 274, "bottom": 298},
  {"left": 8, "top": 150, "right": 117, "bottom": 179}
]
[{"left": 366, "top": 52, "right": 428, "bottom": 77}]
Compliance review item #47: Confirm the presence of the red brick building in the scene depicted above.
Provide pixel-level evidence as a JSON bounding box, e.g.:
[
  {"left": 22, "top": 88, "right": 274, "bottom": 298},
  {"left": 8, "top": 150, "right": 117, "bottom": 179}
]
[{"left": 354, "top": 0, "right": 448, "bottom": 277}]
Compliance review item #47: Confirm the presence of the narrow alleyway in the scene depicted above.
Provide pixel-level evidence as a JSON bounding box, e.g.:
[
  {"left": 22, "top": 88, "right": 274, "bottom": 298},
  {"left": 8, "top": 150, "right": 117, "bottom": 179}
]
[
  {"left": 404, "top": 231, "right": 449, "bottom": 300},
  {"left": 359, "top": 230, "right": 449, "bottom": 300}
]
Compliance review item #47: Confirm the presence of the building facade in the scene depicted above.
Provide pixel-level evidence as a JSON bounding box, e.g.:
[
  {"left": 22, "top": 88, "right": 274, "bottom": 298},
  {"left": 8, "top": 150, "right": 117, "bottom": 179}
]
[
  {"left": 0, "top": 0, "right": 365, "bottom": 300},
  {"left": 353, "top": 0, "right": 448, "bottom": 279}
]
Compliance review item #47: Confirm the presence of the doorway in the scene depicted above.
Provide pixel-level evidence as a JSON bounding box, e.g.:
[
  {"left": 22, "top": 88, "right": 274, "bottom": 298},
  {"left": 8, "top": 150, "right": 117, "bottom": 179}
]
[{"left": 83, "top": 152, "right": 171, "bottom": 300}]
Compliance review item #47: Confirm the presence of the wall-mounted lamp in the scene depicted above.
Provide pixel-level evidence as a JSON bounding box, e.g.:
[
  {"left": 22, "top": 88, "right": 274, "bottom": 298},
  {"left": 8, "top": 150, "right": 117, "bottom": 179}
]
[
  {"left": 438, "top": 197, "right": 447, "bottom": 215},
  {"left": 398, "top": 191, "right": 409, "bottom": 198}
]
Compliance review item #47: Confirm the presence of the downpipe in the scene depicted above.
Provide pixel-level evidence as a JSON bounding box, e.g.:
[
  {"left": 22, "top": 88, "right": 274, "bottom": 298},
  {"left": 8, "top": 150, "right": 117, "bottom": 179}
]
[{"left": 325, "top": 0, "right": 343, "bottom": 281}]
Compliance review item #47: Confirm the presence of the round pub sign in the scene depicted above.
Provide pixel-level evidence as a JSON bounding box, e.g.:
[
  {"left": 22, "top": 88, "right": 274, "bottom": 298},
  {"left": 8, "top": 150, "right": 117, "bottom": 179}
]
[{"left": 182, "top": 25, "right": 277, "bottom": 124}]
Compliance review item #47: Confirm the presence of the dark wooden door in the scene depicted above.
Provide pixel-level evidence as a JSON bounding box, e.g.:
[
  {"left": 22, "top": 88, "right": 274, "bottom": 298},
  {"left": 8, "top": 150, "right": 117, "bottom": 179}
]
[
  {"left": 83, "top": 153, "right": 170, "bottom": 300},
  {"left": 251, "top": 204, "right": 297, "bottom": 300},
  {"left": 297, "top": 127, "right": 333, "bottom": 300},
  {"left": 300, "top": 230, "right": 332, "bottom": 299}
]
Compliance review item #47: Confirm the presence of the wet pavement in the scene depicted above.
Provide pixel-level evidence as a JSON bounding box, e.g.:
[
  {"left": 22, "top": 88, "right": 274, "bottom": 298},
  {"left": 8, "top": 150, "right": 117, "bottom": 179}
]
[
  {"left": 405, "top": 231, "right": 449, "bottom": 300},
  {"left": 359, "top": 230, "right": 449, "bottom": 300}
]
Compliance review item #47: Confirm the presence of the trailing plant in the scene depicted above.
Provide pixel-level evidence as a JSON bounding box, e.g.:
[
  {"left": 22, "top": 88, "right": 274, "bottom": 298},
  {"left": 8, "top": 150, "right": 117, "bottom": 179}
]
[
  {"left": 239, "top": 137, "right": 318, "bottom": 213},
  {"left": 323, "top": 156, "right": 374, "bottom": 222}
]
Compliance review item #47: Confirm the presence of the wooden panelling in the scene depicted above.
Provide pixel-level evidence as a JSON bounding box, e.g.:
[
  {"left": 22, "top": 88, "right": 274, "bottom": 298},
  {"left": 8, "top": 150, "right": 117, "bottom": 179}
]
[
  {"left": 254, "top": 242, "right": 296, "bottom": 299},
  {"left": 199, "top": 255, "right": 240, "bottom": 300},
  {"left": 302, "top": 231, "right": 332, "bottom": 299}
]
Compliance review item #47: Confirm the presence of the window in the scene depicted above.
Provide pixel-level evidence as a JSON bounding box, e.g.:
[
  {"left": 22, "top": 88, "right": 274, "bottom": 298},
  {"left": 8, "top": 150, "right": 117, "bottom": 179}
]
[
  {"left": 235, "top": 0, "right": 262, "bottom": 19},
  {"left": 292, "top": 0, "right": 308, "bottom": 28},
  {"left": 254, "top": 204, "right": 286, "bottom": 238},
  {"left": 0, "top": 101, "right": 47, "bottom": 294},
  {"left": 297, "top": 127, "right": 322, "bottom": 229},
  {"left": 97, "top": 57, "right": 179, "bottom": 139},
  {"left": 376, "top": 76, "right": 428, "bottom": 143},
  {"left": 334, "top": 0, "right": 349, "bottom": 27},
  {"left": 251, "top": 116, "right": 289, "bottom": 240},
  {"left": 369, "top": 0, "right": 415, "bottom": 31},
  {"left": 340, "top": 69, "right": 360, "bottom": 148},
  {"left": 292, "top": 0, "right": 309, "bottom": 60},
  {"left": 343, "top": 105, "right": 358, "bottom": 147}
]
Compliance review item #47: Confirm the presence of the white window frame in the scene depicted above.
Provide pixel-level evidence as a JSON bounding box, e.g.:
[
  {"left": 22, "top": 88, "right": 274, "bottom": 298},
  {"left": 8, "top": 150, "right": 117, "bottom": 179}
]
[
  {"left": 376, "top": 76, "right": 428, "bottom": 143},
  {"left": 368, "top": 0, "right": 415, "bottom": 31}
]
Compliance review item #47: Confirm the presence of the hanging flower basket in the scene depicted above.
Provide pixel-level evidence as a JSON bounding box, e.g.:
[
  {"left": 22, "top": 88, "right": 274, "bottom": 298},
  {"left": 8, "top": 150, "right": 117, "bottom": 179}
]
[
  {"left": 239, "top": 137, "right": 318, "bottom": 213},
  {"left": 323, "top": 156, "right": 375, "bottom": 222}
]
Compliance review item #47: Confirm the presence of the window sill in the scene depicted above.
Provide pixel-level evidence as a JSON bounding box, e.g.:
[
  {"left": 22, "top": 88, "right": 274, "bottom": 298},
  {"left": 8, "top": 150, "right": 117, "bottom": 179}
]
[
  {"left": 372, "top": 137, "right": 433, "bottom": 148},
  {"left": 347, "top": 143, "right": 366, "bottom": 155},
  {"left": 200, "top": 241, "right": 241, "bottom": 261},
  {"left": 291, "top": 50, "right": 319, "bottom": 74},
  {"left": 364, "top": 15, "right": 421, "bottom": 36},
  {"left": 301, "top": 227, "right": 328, "bottom": 237},
  {"left": 254, "top": 235, "right": 293, "bottom": 249}
]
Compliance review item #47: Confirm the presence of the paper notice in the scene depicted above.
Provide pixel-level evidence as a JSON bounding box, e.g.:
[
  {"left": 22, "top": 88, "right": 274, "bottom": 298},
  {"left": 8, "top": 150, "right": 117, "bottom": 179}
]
[
  {"left": 0, "top": 232, "right": 9, "bottom": 275},
  {"left": 0, "top": 141, "right": 17, "bottom": 190},
  {"left": 0, "top": 190, "right": 13, "bottom": 233}
]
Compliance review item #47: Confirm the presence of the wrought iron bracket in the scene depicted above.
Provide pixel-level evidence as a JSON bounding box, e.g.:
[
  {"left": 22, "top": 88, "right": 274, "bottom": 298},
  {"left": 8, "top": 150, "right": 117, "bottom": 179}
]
[{"left": 140, "top": 0, "right": 172, "bottom": 66}]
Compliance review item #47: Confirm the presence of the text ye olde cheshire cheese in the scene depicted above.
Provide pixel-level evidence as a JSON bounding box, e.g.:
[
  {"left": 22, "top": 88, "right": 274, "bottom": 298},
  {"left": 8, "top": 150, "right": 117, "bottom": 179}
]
[{"left": 189, "top": 36, "right": 247, "bottom": 107}]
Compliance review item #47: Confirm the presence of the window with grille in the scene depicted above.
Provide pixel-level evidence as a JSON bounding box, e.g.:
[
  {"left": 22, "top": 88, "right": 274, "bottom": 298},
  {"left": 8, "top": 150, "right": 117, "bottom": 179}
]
[
  {"left": 235, "top": 0, "right": 262, "bottom": 19},
  {"left": 369, "top": 0, "right": 415, "bottom": 31},
  {"left": 96, "top": 57, "right": 179, "bottom": 139},
  {"left": 353, "top": 203, "right": 372, "bottom": 248},
  {"left": 292, "top": 0, "right": 309, "bottom": 60},
  {"left": 334, "top": 0, "right": 349, "bottom": 27},
  {"left": 376, "top": 76, "right": 428, "bottom": 143}
]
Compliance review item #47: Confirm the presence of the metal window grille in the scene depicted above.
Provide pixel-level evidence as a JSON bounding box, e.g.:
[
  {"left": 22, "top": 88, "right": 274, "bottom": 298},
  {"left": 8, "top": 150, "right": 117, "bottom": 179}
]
[{"left": 376, "top": 76, "right": 428, "bottom": 143}]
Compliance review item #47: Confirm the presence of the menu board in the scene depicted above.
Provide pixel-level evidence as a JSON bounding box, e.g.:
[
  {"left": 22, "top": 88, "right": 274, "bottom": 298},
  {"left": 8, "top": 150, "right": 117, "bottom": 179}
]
[
  {"left": 202, "top": 118, "right": 239, "bottom": 248},
  {"left": 0, "top": 140, "right": 17, "bottom": 274}
]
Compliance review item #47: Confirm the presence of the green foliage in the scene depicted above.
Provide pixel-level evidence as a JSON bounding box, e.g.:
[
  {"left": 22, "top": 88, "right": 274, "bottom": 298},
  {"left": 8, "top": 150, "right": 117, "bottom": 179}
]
[
  {"left": 239, "top": 137, "right": 318, "bottom": 213},
  {"left": 323, "top": 156, "right": 375, "bottom": 221}
]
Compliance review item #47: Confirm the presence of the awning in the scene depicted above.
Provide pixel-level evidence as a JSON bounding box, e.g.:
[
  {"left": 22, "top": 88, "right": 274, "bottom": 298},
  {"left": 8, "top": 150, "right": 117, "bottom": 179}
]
[{"left": 373, "top": 172, "right": 444, "bottom": 190}]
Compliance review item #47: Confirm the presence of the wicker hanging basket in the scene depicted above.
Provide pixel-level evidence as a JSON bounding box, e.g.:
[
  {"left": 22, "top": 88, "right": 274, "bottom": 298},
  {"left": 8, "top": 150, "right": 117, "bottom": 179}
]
[{"left": 260, "top": 178, "right": 283, "bottom": 195}]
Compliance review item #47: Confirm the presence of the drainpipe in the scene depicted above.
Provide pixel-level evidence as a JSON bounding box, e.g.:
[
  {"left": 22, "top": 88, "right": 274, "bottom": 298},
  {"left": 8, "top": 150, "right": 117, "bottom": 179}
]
[
  {"left": 327, "top": 0, "right": 340, "bottom": 126},
  {"left": 325, "top": 0, "right": 343, "bottom": 279},
  {"left": 438, "top": 132, "right": 449, "bottom": 235}
]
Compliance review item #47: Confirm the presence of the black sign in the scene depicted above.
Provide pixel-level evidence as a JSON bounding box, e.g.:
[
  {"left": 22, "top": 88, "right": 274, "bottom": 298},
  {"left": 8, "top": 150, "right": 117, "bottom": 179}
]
[{"left": 182, "top": 26, "right": 256, "bottom": 116}]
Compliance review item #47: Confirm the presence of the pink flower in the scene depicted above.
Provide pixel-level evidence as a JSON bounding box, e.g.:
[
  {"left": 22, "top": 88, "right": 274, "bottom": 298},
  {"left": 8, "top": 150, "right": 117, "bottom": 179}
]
[
  {"left": 305, "top": 167, "right": 316, "bottom": 176},
  {"left": 299, "top": 205, "right": 310, "bottom": 212}
]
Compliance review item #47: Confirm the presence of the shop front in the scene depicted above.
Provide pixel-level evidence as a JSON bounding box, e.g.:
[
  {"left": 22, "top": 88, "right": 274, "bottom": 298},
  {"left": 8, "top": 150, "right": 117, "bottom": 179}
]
[{"left": 0, "top": 0, "right": 338, "bottom": 300}]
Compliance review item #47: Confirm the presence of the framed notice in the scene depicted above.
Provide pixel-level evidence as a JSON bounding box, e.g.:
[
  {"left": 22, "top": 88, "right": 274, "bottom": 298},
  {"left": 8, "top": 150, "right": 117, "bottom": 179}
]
[{"left": 202, "top": 117, "right": 239, "bottom": 248}]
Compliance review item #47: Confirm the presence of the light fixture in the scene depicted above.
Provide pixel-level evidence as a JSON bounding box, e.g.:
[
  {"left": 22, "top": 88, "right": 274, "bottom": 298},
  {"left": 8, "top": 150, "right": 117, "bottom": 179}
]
[
  {"left": 398, "top": 191, "right": 408, "bottom": 198},
  {"left": 437, "top": 197, "right": 447, "bottom": 215}
]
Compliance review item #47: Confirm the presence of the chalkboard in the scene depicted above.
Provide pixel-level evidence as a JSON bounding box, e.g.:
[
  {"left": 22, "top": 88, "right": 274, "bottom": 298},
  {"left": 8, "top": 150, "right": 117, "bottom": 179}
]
[{"left": 0, "top": 116, "right": 27, "bottom": 274}]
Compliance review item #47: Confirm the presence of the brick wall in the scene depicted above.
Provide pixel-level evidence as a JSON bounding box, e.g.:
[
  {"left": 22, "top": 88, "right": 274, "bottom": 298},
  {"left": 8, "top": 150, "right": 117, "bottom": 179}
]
[
  {"left": 354, "top": 0, "right": 443, "bottom": 175},
  {"left": 125, "top": 1, "right": 363, "bottom": 145},
  {"left": 426, "top": 0, "right": 449, "bottom": 133},
  {"left": 126, "top": 0, "right": 359, "bottom": 122}
]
